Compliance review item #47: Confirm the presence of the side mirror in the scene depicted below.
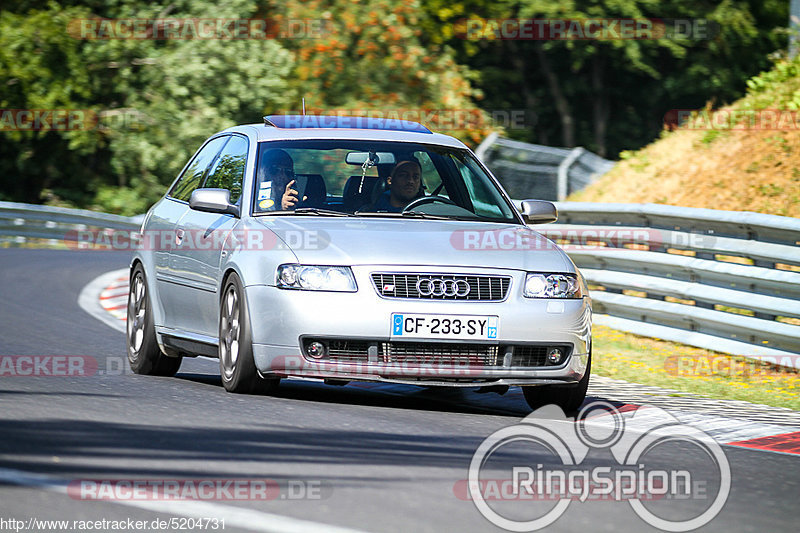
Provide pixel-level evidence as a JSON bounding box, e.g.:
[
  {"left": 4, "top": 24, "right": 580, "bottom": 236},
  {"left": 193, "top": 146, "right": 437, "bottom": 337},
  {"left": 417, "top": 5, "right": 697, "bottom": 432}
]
[
  {"left": 520, "top": 199, "right": 558, "bottom": 224},
  {"left": 189, "top": 188, "right": 240, "bottom": 217}
]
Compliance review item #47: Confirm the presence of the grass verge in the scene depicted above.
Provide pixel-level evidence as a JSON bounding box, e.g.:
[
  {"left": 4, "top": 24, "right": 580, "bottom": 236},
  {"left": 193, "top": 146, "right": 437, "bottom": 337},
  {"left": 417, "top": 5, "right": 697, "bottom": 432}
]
[{"left": 593, "top": 324, "right": 800, "bottom": 411}]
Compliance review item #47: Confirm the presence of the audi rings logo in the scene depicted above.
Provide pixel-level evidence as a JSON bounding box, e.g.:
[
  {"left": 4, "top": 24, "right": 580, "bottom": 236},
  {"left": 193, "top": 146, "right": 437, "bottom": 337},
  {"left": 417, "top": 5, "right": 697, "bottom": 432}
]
[{"left": 416, "top": 278, "right": 471, "bottom": 297}]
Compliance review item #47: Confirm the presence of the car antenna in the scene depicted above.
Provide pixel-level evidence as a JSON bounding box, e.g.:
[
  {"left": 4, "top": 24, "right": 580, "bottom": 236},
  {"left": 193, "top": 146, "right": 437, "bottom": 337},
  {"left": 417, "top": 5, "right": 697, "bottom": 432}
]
[{"left": 302, "top": 97, "right": 305, "bottom": 115}]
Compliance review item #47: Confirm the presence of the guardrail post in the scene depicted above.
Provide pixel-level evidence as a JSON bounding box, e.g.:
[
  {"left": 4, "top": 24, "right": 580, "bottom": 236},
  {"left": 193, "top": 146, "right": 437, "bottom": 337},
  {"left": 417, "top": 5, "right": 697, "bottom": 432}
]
[
  {"left": 556, "top": 147, "right": 584, "bottom": 201},
  {"left": 474, "top": 131, "right": 499, "bottom": 161}
]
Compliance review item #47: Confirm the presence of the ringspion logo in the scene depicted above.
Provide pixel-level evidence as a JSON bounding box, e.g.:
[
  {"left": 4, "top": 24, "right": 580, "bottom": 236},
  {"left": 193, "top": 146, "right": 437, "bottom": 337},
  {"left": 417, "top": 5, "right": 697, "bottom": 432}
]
[{"left": 464, "top": 402, "right": 730, "bottom": 531}]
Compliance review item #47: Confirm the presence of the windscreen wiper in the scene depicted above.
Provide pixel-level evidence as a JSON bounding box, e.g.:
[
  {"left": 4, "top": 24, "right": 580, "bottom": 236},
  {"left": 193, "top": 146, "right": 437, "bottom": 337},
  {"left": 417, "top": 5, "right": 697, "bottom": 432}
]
[
  {"left": 354, "top": 210, "right": 450, "bottom": 220},
  {"left": 270, "top": 208, "right": 355, "bottom": 217}
]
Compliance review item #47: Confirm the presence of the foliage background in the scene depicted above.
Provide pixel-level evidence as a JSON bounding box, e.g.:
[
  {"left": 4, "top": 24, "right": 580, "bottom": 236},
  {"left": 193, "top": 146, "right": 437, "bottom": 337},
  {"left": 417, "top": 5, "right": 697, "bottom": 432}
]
[{"left": 0, "top": 0, "right": 790, "bottom": 215}]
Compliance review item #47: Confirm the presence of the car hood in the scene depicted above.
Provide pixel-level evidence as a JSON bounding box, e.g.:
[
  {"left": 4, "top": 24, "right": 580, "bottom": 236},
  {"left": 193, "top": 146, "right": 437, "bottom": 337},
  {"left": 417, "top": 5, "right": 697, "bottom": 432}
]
[{"left": 252, "top": 217, "right": 574, "bottom": 272}]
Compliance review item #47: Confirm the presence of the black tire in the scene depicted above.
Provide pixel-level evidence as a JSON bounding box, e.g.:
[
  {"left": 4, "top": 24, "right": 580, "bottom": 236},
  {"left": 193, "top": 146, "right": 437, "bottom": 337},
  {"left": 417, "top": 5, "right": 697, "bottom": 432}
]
[
  {"left": 219, "top": 272, "right": 279, "bottom": 394},
  {"left": 127, "top": 265, "right": 182, "bottom": 376},
  {"left": 522, "top": 351, "right": 591, "bottom": 413}
]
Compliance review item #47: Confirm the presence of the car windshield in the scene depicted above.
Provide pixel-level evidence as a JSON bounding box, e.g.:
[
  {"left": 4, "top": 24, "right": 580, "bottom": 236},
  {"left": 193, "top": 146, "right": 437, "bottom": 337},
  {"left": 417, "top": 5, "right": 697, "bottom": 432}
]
[{"left": 252, "top": 140, "right": 519, "bottom": 223}]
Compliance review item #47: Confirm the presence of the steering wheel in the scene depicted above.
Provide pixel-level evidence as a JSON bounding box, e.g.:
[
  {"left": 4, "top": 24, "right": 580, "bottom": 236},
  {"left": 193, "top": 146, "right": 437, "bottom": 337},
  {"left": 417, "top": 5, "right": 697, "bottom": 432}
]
[{"left": 402, "top": 195, "right": 457, "bottom": 212}]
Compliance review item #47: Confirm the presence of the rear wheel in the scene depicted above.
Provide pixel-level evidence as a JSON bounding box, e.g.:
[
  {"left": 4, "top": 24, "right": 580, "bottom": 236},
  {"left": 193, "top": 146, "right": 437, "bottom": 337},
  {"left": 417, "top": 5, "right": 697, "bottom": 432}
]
[
  {"left": 127, "top": 265, "right": 182, "bottom": 376},
  {"left": 522, "top": 352, "right": 591, "bottom": 413},
  {"left": 219, "top": 273, "right": 279, "bottom": 394}
]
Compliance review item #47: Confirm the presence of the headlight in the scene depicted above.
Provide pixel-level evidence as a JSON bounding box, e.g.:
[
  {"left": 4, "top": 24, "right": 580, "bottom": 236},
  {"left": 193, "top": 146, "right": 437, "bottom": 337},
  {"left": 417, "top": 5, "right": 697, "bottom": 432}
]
[
  {"left": 523, "top": 273, "right": 582, "bottom": 299},
  {"left": 276, "top": 264, "right": 357, "bottom": 292}
]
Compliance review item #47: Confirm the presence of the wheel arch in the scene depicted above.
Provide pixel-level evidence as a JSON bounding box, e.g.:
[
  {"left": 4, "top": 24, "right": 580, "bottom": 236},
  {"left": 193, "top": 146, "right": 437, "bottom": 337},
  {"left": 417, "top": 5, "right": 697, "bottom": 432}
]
[
  {"left": 129, "top": 258, "right": 167, "bottom": 330},
  {"left": 220, "top": 267, "right": 242, "bottom": 301}
]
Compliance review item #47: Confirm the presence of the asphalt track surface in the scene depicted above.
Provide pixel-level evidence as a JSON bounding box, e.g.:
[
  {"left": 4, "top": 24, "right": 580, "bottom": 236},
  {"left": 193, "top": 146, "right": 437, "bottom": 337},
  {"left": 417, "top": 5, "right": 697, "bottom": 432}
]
[{"left": 0, "top": 248, "right": 798, "bottom": 532}]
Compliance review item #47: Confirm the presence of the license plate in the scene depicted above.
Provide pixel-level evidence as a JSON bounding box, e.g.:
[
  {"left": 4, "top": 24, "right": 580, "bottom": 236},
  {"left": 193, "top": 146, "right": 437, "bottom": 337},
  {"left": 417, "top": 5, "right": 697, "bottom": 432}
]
[{"left": 391, "top": 313, "right": 498, "bottom": 340}]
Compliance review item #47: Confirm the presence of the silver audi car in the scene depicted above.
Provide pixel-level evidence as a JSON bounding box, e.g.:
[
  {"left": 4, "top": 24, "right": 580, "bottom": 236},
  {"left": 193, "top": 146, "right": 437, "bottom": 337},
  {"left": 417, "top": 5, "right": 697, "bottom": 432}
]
[{"left": 127, "top": 115, "right": 592, "bottom": 411}]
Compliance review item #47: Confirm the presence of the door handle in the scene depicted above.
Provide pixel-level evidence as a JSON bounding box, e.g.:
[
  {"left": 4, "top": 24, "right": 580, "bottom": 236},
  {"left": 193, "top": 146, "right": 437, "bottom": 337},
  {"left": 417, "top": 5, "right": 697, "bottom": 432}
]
[{"left": 175, "top": 228, "right": 185, "bottom": 246}]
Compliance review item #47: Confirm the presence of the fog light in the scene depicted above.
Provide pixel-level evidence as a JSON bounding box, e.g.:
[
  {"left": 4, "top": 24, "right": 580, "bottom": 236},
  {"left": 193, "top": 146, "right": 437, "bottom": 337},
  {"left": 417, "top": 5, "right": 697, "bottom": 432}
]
[
  {"left": 547, "top": 348, "right": 564, "bottom": 365},
  {"left": 306, "top": 341, "right": 326, "bottom": 359}
]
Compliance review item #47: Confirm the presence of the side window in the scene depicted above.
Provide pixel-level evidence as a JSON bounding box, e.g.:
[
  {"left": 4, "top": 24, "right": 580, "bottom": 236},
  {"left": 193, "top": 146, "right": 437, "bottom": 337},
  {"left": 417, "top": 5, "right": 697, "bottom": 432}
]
[
  {"left": 451, "top": 155, "right": 506, "bottom": 218},
  {"left": 169, "top": 136, "right": 228, "bottom": 202},
  {"left": 204, "top": 135, "right": 248, "bottom": 204},
  {"left": 412, "top": 151, "right": 442, "bottom": 197}
]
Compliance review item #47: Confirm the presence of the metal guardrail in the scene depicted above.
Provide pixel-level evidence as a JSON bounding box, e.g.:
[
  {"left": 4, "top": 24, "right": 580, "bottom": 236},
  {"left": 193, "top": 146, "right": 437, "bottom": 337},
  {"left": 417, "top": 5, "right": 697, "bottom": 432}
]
[
  {"left": 476, "top": 134, "right": 615, "bottom": 201},
  {"left": 2, "top": 200, "right": 798, "bottom": 358},
  {"left": 540, "top": 202, "right": 800, "bottom": 358},
  {"left": 0, "top": 201, "right": 140, "bottom": 246}
]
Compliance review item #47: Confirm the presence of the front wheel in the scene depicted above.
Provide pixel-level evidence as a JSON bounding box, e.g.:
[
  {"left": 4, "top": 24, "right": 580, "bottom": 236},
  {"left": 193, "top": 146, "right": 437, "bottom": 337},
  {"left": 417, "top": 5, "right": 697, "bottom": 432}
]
[
  {"left": 219, "top": 273, "right": 279, "bottom": 394},
  {"left": 522, "top": 352, "right": 591, "bottom": 413},
  {"left": 127, "top": 265, "right": 182, "bottom": 376}
]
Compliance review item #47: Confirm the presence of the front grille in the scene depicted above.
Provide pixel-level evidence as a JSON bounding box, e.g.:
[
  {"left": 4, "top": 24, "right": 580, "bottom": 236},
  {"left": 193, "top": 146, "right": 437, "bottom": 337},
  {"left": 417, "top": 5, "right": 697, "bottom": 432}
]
[
  {"left": 306, "top": 339, "right": 571, "bottom": 369},
  {"left": 327, "top": 340, "right": 371, "bottom": 362},
  {"left": 380, "top": 342, "right": 500, "bottom": 367},
  {"left": 313, "top": 339, "right": 500, "bottom": 366},
  {"left": 371, "top": 273, "right": 511, "bottom": 301}
]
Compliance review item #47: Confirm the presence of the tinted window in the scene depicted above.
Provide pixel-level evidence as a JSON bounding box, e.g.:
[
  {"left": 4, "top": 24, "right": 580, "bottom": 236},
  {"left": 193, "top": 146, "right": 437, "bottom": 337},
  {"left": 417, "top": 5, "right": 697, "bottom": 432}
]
[
  {"left": 169, "top": 136, "right": 228, "bottom": 202},
  {"left": 252, "top": 140, "right": 518, "bottom": 222},
  {"left": 449, "top": 153, "right": 507, "bottom": 218},
  {"left": 204, "top": 135, "right": 248, "bottom": 204}
]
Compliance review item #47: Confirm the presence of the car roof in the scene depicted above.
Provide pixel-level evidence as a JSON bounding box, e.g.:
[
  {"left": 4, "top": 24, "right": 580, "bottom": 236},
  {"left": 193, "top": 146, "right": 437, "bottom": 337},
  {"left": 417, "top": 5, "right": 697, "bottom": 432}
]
[{"left": 221, "top": 117, "right": 469, "bottom": 149}]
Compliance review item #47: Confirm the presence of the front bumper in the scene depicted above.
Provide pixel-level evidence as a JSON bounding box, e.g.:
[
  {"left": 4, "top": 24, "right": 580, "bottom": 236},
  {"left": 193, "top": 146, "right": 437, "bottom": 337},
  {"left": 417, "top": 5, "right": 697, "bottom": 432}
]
[{"left": 245, "top": 266, "right": 591, "bottom": 385}]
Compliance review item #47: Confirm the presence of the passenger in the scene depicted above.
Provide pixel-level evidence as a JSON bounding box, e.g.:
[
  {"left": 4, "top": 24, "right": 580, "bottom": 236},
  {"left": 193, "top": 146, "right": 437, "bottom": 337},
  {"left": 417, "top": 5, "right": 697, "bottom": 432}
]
[{"left": 373, "top": 159, "right": 423, "bottom": 212}]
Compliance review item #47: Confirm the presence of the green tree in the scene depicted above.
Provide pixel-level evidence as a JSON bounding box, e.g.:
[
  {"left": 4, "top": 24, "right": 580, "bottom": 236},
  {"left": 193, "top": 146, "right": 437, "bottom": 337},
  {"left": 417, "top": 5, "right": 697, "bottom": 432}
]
[
  {"left": 1, "top": 0, "right": 292, "bottom": 214},
  {"left": 0, "top": 3, "right": 101, "bottom": 204},
  {"left": 419, "top": 0, "right": 788, "bottom": 157},
  {"left": 265, "top": 0, "right": 495, "bottom": 144}
]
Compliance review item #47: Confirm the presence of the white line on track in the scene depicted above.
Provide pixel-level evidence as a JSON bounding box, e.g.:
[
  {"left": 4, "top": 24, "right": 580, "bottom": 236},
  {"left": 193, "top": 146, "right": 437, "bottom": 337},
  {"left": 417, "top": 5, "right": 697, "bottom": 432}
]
[{"left": 0, "top": 467, "right": 369, "bottom": 533}]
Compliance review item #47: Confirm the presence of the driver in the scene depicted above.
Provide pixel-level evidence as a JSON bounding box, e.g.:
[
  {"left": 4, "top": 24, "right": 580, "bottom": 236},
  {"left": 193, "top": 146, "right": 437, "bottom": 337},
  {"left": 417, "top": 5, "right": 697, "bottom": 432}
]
[
  {"left": 373, "top": 159, "right": 422, "bottom": 212},
  {"left": 257, "top": 149, "right": 306, "bottom": 210}
]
